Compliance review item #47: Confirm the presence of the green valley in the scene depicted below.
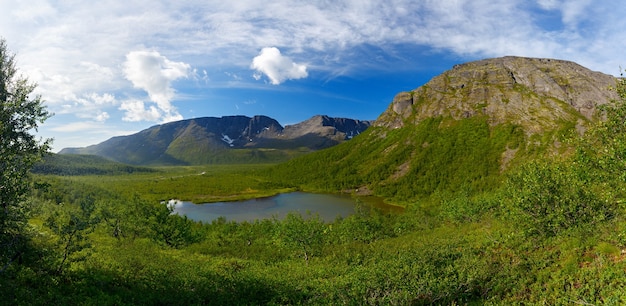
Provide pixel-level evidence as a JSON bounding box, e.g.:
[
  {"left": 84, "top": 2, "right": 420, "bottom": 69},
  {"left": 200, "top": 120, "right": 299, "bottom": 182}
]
[{"left": 4, "top": 55, "right": 626, "bottom": 304}]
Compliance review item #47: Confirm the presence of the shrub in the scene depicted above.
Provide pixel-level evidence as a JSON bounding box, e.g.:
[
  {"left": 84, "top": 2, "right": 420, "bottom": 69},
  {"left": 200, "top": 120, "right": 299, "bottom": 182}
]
[{"left": 503, "top": 161, "right": 615, "bottom": 237}]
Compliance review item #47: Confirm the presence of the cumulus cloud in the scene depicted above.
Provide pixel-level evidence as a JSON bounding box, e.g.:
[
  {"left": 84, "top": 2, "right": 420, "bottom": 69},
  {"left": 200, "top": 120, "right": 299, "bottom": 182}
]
[
  {"left": 119, "top": 100, "right": 162, "bottom": 122},
  {"left": 54, "top": 92, "right": 116, "bottom": 122},
  {"left": 123, "top": 50, "right": 190, "bottom": 121},
  {"left": 80, "top": 61, "right": 114, "bottom": 78},
  {"left": 94, "top": 112, "right": 110, "bottom": 122},
  {"left": 251, "top": 47, "right": 308, "bottom": 85}
]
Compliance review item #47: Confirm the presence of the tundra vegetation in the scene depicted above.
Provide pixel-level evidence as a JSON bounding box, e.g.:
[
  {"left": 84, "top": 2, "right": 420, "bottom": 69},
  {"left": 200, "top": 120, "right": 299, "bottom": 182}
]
[{"left": 3, "top": 35, "right": 626, "bottom": 304}]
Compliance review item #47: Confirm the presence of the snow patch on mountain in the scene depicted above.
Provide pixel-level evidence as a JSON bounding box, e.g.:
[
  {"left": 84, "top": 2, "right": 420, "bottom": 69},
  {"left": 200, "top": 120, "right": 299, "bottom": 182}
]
[{"left": 221, "top": 134, "right": 235, "bottom": 147}]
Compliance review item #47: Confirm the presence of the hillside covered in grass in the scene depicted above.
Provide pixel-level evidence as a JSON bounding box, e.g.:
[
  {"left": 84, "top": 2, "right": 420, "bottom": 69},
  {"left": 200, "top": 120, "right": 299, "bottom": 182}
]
[{"left": 268, "top": 57, "right": 619, "bottom": 203}]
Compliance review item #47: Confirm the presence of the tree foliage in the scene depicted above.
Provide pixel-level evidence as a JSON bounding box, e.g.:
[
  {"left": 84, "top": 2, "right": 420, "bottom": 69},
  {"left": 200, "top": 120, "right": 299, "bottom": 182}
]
[
  {"left": 44, "top": 196, "right": 100, "bottom": 274},
  {"left": 504, "top": 161, "right": 614, "bottom": 237},
  {"left": 276, "top": 212, "right": 327, "bottom": 263},
  {"left": 576, "top": 74, "right": 626, "bottom": 186},
  {"left": 0, "top": 38, "right": 51, "bottom": 272},
  {"left": 502, "top": 76, "right": 626, "bottom": 238}
]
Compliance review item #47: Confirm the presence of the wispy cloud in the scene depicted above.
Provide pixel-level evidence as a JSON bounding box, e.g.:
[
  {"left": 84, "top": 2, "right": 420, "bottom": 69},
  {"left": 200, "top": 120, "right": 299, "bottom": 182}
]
[
  {"left": 46, "top": 120, "right": 140, "bottom": 149},
  {"left": 537, "top": 0, "right": 594, "bottom": 28},
  {"left": 49, "top": 121, "right": 110, "bottom": 133}
]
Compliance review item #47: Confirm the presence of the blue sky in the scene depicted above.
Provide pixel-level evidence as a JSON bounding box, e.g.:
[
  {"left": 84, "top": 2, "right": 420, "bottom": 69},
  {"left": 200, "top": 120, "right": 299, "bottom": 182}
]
[{"left": 1, "top": 0, "right": 625, "bottom": 151}]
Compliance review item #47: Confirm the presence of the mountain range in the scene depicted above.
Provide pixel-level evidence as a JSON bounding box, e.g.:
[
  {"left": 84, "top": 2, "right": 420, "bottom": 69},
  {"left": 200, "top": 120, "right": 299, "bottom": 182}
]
[
  {"left": 59, "top": 56, "right": 621, "bottom": 199},
  {"left": 60, "top": 115, "right": 371, "bottom": 165},
  {"left": 268, "top": 56, "right": 620, "bottom": 201}
]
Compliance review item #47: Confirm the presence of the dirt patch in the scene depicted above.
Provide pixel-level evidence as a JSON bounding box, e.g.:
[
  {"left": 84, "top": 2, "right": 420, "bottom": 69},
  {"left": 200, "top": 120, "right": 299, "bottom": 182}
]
[
  {"left": 343, "top": 186, "right": 373, "bottom": 196},
  {"left": 390, "top": 160, "right": 411, "bottom": 180},
  {"left": 500, "top": 146, "right": 518, "bottom": 172}
]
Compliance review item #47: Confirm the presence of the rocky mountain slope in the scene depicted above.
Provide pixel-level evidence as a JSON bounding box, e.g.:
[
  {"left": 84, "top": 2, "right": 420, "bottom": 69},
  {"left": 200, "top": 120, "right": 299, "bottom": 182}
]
[
  {"left": 377, "top": 56, "right": 618, "bottom": 133},
  {"left": 270, "top": 56, "right": 620, "bottom": 201},
  {"left": 60, "top": 115, "right": 371, "bottom": 165}
]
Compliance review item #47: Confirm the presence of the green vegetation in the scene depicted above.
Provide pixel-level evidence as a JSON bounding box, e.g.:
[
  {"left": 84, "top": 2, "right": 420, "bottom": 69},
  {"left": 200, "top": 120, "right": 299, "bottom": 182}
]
[
  {"left": 503, "top": 160, "right": 615, "bottom": 237},
  {"left": 31, "top": 154, "right": 158, "bottom": 176},
  {"left": 4, "top": 35, "right": 626, "bottom": 303},
  {"left": 268, "top": 115, "right": 524, "bottom": 204},
  {"left": 0, "top": 38, "right": 51, "bottom": 275},
  {"left": 164, "top": 146, "right": 308, "bottom": 165},
  {"left": 34, "top": 163, "right": 292, "bottom": 204}
]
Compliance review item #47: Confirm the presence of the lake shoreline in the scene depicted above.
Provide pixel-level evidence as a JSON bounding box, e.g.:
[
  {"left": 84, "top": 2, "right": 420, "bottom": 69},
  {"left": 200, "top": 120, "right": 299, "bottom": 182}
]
[{"left": 171, "top": 191, "right": 402, "bottom": 223}]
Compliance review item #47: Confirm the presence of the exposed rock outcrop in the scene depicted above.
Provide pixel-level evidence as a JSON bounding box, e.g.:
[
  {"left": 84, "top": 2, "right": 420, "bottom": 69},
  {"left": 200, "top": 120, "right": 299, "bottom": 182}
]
[{"left": 375, "top": 56, "right": 619, "bottom": 134}]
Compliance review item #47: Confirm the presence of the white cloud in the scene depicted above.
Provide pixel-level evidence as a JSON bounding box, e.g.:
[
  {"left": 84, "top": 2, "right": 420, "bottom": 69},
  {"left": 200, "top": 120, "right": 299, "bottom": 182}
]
[
  {"left": 536, "top": 0, "right": 560, "bottom": 10},
  {"left": 9, "top": 0, "right": 56, "bottom": 22},
  {"left": 536, "top": 0, "right": 594, "bottom": 28},
  {"left": 75, "top": 109, "right": 110, "bottom": 122},
  {"left": 49, "top": 121, "right": 107, "bottom": 133},
  {"left": 52, "top": 92, "right": 117, "bottom": 122},
  {"left": 4, "top": 1, "right": 625, "bottom": 80},
  {"left": 119, "top": 99, "right": 162, "bottom": 122},
  {"left": 161, "top": 111, "right": 184, "bottom": 123},
  {"left": 94, "top": 112, "right": 110, "bottom": 122},
  {"left": 123, "top": 50, "right": 190, "bottom": 121},
  {"left": 251, "top": 47, "right": 308, "bottom": 85},
  {"left": 80, "top": 61, "right": 115, "bottom": 79},
  {"left": 85, "top": 92, "right": 116, "bottom": 106},
  {"left": 193, "top": 69, "right": 210, "bottom": 83}
]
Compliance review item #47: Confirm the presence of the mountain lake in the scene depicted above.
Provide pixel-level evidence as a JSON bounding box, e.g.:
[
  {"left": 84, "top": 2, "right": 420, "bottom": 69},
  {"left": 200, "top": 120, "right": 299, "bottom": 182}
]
[{"left": 169, "top": 192, "right": 402, "bottom": 223}]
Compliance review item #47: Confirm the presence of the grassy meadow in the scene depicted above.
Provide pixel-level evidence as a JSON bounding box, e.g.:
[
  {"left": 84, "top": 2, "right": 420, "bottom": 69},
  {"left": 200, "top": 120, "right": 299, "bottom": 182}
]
[{"left": 36, "top": 163, "right": 295, "bottom": 204}]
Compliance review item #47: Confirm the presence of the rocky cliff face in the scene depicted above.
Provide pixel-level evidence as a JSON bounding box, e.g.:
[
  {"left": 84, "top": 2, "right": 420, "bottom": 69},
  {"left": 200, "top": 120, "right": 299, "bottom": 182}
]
[
  {"left": 375, "top": 56, "right": 619, "bottom": 134},
  {"left": 60, "top": 115, "right": 371, "bottom": 165},
  {"left": 281, "top": 115, "right": 371, "bottom": 140}
]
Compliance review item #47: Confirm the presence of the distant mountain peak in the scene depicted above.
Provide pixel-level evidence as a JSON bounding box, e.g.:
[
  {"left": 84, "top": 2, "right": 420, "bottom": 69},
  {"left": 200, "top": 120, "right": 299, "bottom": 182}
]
[
  {"left": 59, "top": 114, "right": 371, "bottom": 165},
  {"left": 282, "top": 115, "right": 371, "bottom": 140}
]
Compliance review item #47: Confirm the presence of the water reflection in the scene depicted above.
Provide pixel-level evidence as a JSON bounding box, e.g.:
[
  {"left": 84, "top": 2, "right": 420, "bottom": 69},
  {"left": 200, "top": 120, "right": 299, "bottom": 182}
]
[{"left": 169, "top": 192, "right": 401, "bottom": 223}]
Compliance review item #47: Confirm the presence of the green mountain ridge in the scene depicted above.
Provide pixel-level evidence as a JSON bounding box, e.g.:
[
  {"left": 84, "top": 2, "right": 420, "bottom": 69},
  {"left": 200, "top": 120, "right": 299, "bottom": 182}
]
[
  {"left": 59, "top": 115, "right": 372, "bottom": 165},
  {"left": 269, "top": 56, "right": 620, "bottom": 202}
]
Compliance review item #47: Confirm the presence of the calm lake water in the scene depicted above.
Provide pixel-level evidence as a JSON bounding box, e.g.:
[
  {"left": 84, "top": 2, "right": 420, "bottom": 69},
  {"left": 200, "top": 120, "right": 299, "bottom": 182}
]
[{"left": 169, "top": 192, "right": 401, "bottom": 223}]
